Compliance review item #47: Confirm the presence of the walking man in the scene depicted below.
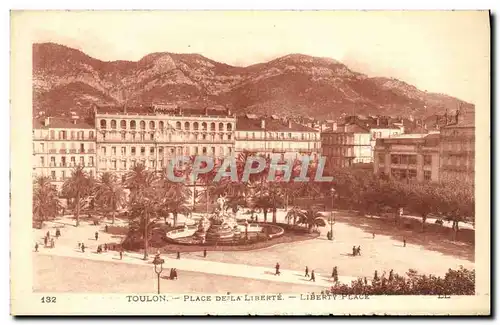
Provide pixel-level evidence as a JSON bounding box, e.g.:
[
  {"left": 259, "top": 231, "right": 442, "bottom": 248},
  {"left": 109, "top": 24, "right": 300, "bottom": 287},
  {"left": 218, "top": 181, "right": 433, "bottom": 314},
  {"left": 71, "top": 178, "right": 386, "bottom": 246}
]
[
  {"left": 372, "top": 232, "right": 375, "bottom": 239},
  {"left": 305, "top": 266, "right": 309, "bottom": 277},
  {"left": 95, "top": 231, "right": 99, "bottom": 241},
  {"left": 177, "top": 251, "right": 180, "bottom": 259},
  {"left": 81, "top": 243, "right": 85, "bottom": 253},
  {"left": 310, "top": 270, "right": 316, "bottom": 282},
  {"left": 352, "top": 246, "right": 357, "bottom": 256},
  {"left": 46, "top": 231, "right": 50, "bottom": 239},
  {"left": 275, "top": 262, "right": 281, "bottom": 276},
  {"left": 44, "top": 236, "right": 48, "bottom": 247},
  {"left": 357, "top": 246, "right": 361, "bottom": 256},
  {"left": 119, "top": 250, "right": 123, "bottom": 260},
  {"left": 56, "top": 228, "right": 61, "bottom": 238},
  {"left": 50, "top": 238, "right": 55, "bottom": 248},
  {"left": 403, "top": 238, "right": 406, "bottom": 247},
  {"left": 203, "top": 249, "right": 207, "bottom": 258},
  {"left": 34, "top": 243, "right": 39, "bottom": 252}
]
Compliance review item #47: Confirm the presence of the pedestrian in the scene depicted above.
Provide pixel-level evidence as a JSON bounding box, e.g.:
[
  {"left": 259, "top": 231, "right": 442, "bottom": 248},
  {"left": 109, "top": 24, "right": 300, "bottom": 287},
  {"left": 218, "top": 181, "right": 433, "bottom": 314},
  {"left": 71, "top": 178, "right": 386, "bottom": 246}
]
[
  {"left": 46, "top": 231, "right": 50, "bottom": 239},
  {"left": 310, "top": 270, "right": 316, "bottom": 282},
  {"left": 169, "top": 268, "right": 174, "bottom": 280},
  {"left": 403, "top": 238, "right": 406, "bottom": 247},
  {"left": 203, "top": 249, "right": 207, "bottom": 258},
  {"left": 78, "top": 242, "right": 81, "bottom": 249},
  {"left": 81, "top": 243, "right": 85, "bottom": 253},
  {"left": 305, "top": 266, "right": 309, "bottom": 277},
  {"left": 357, "top": 246, "right": 361, "bottom": 256},
  {"left": 352, "top": 246, "right": 356, "bottom": 256},
  {"left": 119, "top": 250, "right": 123, "bottom": 260},
  {"left": 177, "top": 251, "right": 180, "bottom": 259},
  {"left": 372, "top": 232, "right": 375, "bottom": 239},
  {"left": 44, "top": 236, "right": 48, "bottom": 247},
  {"left": 104, "top": 243, "right": 108, "bottom": 252},
  {"left": 275, "top": 262, "right": 281, "bottom": 276},
  {"left": 105, "top": 225, "right": 108, "bottom": 233},
  {"left": 332, "top": 266, "right": 338, "bottom": 282},
  {"left": 34, "top": 243, "right": 39, "bottom": 252},
  {"left": 56, "top": 228, "right": 61, "bottom": 238},
  {"left": 50, "top": 238, "right": 55, "bottom": 248},
  {"left": 95, "top": 231, "right": 99, "bottom": 241}
]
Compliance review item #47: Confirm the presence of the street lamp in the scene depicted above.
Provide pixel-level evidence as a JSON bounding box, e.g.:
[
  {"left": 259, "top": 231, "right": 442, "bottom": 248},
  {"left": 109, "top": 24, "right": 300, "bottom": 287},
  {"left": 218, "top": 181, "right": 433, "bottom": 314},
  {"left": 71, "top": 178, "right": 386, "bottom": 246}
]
[
  {"left": 329, "top": 188, "right": 336, "bottom": 241},
  {"left": 152, "top": 253, "right": 165, "bottom": 295}
]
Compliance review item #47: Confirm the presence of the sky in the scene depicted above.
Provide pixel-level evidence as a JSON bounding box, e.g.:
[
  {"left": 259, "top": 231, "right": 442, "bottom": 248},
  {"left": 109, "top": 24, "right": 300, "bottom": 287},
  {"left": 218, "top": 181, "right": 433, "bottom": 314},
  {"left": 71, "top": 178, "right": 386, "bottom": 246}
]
[{"left": 19, "top": 10, "right": 490, "bottom": 107}]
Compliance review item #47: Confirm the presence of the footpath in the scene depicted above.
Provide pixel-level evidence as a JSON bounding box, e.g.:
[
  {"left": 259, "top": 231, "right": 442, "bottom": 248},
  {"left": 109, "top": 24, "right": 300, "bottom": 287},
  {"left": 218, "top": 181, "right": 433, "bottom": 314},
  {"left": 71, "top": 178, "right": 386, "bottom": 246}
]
[{"left": 34, "top": 216, "right": 357, "bottom": 289}]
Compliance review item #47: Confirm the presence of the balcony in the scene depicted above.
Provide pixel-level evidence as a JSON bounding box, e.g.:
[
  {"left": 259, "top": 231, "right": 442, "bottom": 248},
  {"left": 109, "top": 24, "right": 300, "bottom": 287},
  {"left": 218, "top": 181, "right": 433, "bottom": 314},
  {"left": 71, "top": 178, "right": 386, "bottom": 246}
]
[
  {"left": 69, "top": 149, "right": 77, "bottom": 154},
  {"left": 88, "top": 149, "right": 95, "bottom": 153},
  {"left": 59, "top": 149, "right": 67, "bottom": 154},
  {"left": 49, "top": 149, "right": 57, "bottom": 154}
]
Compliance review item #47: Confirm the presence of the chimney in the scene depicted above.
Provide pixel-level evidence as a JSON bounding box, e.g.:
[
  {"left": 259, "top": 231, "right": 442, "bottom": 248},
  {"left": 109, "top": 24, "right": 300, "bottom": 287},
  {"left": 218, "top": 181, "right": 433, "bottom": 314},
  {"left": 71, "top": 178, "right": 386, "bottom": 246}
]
[
  {"left": 288, "top": 120, "right": 292, "bottom": 128},
  {"left": 226, "top": 107, "right": 231, "bottom": 116},
  {"left": 261, "top": 119, "right": 266, "bottom": 129},
  {"left": 205, "top": 106, "right": 209, "bottom": 116},
  {"left": 44, "top": 117, "right": 50, "bottom": 126},
  {"left": 332, "top": 122, "right": 337, "bottom": 131}
]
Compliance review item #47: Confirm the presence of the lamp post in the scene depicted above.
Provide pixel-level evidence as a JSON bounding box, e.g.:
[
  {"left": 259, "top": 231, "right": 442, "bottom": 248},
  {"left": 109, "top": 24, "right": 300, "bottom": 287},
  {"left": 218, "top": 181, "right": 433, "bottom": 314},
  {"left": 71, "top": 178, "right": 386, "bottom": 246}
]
[
  {"left": 152, "top": 254, "right": 165, "bottom": 295},
  {"left": 329, "top": 188, "right": 336, "bottom": 241}
]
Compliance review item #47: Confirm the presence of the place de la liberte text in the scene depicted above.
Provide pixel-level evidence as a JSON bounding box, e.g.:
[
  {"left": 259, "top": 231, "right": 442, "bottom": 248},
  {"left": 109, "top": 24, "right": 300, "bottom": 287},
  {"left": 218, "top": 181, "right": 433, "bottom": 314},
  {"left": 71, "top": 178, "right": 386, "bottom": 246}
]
[{"left": 126, "top": 294, "right": 370, "bottom": 303}]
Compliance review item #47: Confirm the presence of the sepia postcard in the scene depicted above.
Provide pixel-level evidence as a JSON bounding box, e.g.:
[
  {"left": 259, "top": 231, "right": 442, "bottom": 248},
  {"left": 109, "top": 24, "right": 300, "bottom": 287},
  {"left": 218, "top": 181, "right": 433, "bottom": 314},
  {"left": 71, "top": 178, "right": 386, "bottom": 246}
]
[{"left": 10, "top": 10, "right": 490, "bottom": 316}]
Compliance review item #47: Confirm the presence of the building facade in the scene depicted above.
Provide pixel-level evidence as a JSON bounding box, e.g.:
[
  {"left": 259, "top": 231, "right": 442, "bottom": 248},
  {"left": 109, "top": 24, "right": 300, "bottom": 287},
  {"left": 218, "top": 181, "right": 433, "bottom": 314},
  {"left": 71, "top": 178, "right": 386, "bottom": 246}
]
[
  {"left": 32, "top": 117, "right": 97, "bottom": 188},
  {"left": 321, "top": 116, "right": 402, "bottom": 170},
  {"left": 92, "top": 104, "right": 236, "bottom": 178},
  {"left": 373, "top": 133, "right": 440, "bottom": 183},
  {"left": 235, "top": 114, "right": 321, "bottom": 161},
  {"left": 439, "top": 124, "right": 475, "bottom": 183}
]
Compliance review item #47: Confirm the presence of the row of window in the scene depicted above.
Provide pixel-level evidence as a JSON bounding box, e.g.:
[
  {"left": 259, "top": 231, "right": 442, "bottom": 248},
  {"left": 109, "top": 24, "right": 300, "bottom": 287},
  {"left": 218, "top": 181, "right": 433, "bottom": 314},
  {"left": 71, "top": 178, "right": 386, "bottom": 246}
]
[
  {"left": 35, "top": 142, "right": 94, "bottom": 153},
  {"left": 48, "top": 130, "right": 95, "bottom": 141},
  {"left": 441, "top": 156, "right": 474, "bottom": 167},
  {"left": 39, "top": 156, "right": 95, "bottom": 167},
  {"left": 100, "top": 145, "right": 233, "bottom": 157},
  {"left": 49, "top": 169, "right": 94, "bottom": 181},
  {"left": 101, "top": 132, "right": 232, "bottom": 142},
  {"left": 237, "top": 132, "right": 319, "bottom": 141},
  {"left": 99, "top": 119, "right": 234, "bottom": 132},
  {"left": 388, "top": 169, "right": 432, "bottom": 181}
]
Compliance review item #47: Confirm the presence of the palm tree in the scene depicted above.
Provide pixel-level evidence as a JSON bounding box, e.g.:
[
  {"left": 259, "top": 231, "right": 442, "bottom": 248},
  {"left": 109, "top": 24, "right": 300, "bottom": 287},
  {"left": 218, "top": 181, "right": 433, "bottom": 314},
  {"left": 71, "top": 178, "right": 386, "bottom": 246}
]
[
  {"left": 33, "top": 176, "right": 61, "bottom": 227},
  {"left": 125, "top": 164, "right": 158, "bottom": 259},
  {"left": 285, "top": 207, "right": 303, "bottom": 226},
  {"left": 94, "top": 172, "right": 126, "bottom": 224},
  {"left": 292, "top": 208, "right": 327, "bottom": 232},
  {"left": 62, "top": 165, "right": 92, "bottom": 227},
  {"left": 157, "top": 168, "right": 191, "bottom": 227}
]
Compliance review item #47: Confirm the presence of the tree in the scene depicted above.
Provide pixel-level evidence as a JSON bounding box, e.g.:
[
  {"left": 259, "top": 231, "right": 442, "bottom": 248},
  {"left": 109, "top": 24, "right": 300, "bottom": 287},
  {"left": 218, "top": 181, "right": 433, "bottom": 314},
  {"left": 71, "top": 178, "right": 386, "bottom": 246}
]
[
  {"left": 94, "top": 172, "right": 126, "bottom": 224},
  {"left": 406, "top": 183, "right": 438, "bottom": 231},
  {"left": 157, "top": 168, "right": 191, "bottom": 227},
  {"left": 33, "top": 176, "right": 61, "bottom": 227},
  {"left": 62, "top": 165, "right": 93, "bottom": 227},
  {"left": 124, "top": 164, "right": 158, "bottom": 259},
  {"left": 291, "top": 208, "right": 327, "bottom": 232}
]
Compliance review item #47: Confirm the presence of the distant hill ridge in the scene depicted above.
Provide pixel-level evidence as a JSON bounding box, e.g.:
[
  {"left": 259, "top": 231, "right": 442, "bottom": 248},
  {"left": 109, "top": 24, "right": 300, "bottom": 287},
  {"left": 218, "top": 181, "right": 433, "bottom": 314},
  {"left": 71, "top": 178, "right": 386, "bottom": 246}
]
[{"left": 33, "top": 42, "right": 474, "bottom": 119}]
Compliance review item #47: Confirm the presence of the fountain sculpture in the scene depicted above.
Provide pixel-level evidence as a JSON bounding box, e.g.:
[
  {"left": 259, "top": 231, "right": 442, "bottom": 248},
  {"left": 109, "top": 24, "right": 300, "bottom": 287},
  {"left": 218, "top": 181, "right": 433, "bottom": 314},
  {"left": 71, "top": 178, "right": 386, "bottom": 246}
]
[{"left": 194, "top": 194, "right": 241, "bottom": 244}]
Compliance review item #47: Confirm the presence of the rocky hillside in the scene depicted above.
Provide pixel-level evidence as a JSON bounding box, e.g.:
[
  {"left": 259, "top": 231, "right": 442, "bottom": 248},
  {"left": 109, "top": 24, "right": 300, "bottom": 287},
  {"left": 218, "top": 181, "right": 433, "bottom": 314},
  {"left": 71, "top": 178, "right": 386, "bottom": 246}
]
[{"left": 33, "top": 42, "right": 473, "bottom": 119}]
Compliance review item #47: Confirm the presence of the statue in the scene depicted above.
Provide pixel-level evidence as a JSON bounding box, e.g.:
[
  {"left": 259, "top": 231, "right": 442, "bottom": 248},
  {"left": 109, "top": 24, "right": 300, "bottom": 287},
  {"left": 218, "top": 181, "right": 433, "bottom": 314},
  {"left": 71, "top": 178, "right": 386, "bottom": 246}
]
[{"left": 217, "top": 194, "right": 227, "bottom": 212}]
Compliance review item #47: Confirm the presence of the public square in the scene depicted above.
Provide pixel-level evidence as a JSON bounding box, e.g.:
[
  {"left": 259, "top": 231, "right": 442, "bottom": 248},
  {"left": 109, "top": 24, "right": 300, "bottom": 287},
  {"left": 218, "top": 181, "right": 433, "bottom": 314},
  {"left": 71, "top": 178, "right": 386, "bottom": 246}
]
[{"left": 33, "top": 209, "right": 474, "bottom": 294}]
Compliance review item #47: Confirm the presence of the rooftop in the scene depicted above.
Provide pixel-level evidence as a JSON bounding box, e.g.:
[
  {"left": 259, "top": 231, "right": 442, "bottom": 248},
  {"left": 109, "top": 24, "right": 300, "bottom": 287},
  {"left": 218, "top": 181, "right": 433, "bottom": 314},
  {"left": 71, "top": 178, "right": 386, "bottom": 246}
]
[
  {"left": 34, "top": 117, "right": 94, "bottom": 129},
  {"left": 93, "top": 103, "right": 233, "bottom": 117},
  {"left": 236, "top": 115, "right": 317, "bottom": 132}
]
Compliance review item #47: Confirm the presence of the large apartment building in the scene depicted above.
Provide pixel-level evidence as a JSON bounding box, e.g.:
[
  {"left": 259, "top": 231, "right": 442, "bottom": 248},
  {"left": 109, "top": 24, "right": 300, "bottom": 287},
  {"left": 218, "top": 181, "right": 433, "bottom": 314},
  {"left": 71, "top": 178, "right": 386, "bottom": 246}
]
[
  {"left": 32, "top": 117, "right": 97, "bottom": 188},
  {"left": 439, "top": 107, "right": 475, "bottom": 183},
  {"left": 91, "top": 104, "right": 236, "bottom": 178},
  {"left": 321, "top": 116, "right": 403, "bottom": 170},
  {"left": 373, "top": 133, "right": 441, "bottom": 183},
  {"left": 235, "top": 114, "right": 321, "bottom": 160}
]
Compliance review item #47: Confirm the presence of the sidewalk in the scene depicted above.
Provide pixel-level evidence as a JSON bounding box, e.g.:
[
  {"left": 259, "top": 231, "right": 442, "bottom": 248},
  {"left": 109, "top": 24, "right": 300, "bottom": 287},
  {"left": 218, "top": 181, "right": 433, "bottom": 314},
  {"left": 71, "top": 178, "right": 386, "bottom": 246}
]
[{"left": 35, "top": 245, "right": 357, "bottom": 289}]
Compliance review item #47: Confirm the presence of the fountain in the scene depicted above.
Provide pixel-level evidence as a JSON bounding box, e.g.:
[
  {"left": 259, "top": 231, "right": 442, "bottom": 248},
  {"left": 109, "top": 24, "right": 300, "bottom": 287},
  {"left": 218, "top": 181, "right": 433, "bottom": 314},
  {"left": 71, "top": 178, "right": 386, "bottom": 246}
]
[{"left": 165, "top": 194, "right": 285, "bottom": 246}]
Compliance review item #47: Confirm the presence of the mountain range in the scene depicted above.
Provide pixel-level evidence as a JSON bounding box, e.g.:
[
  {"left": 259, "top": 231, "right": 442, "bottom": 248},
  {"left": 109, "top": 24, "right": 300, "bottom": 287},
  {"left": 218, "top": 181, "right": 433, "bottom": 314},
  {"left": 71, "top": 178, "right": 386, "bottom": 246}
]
[{"left": 33, "top": 42, "right": 473, "bottom": 120}]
